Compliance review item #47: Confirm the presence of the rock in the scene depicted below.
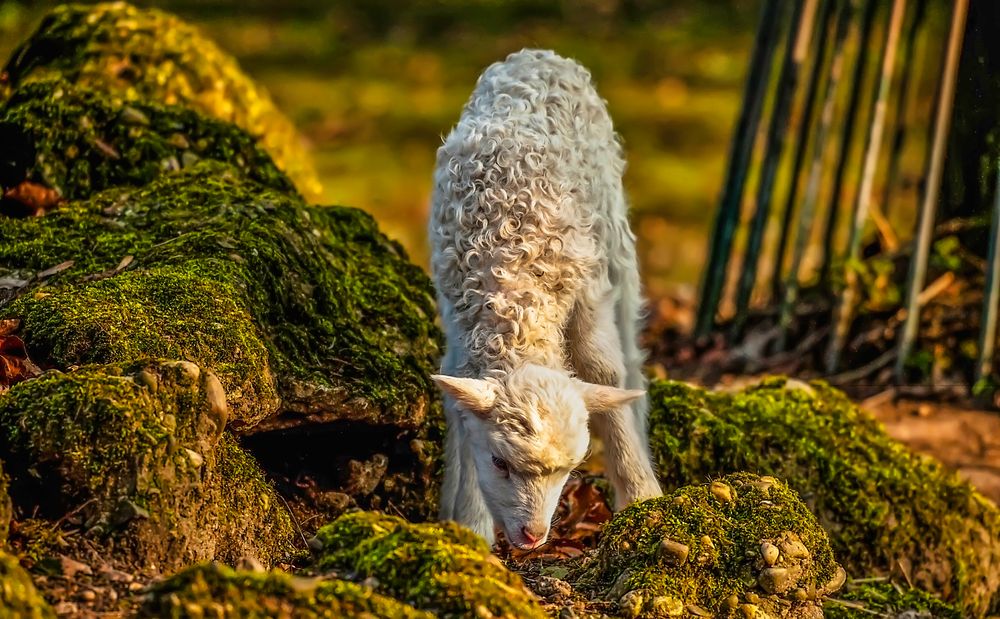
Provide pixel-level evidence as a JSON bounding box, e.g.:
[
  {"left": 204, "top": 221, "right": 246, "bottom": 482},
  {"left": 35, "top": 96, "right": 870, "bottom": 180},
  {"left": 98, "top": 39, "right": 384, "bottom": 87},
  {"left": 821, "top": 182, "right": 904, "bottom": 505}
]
[
  {"left": 0, "top": 551, "right": 55, "bottom": 618},
  {"left": 647, "top": 378, "right": 1000, "bottom": 616},
  {"left": 2, "top": 2, "right": 322, "bottom": 200},
  {"left": 658, "top": 538, "right": 690, "bottom": 566},
  {"left": 823, "top": 581, "right": 963, "bottom": 619},
  {"left": 1, "top": 162, "right": 442, "bottom": 519},
  {"left": 581, "top": 473, "right": 842, "bottom": 618},
  {"left": 761, "top": 542, "right": 780, "bottom": 567},
  {"left": 138, "top": 562, "right": 432, "bottom": 618},
  {"left": 0, "top": 360, "right": 295, "bottom": 573},
  {"left": 0, "top": 78, "right": 294, "bottom": 201},
  {"left": 312, "top": 511, "right": 547, "bottom": 619}
]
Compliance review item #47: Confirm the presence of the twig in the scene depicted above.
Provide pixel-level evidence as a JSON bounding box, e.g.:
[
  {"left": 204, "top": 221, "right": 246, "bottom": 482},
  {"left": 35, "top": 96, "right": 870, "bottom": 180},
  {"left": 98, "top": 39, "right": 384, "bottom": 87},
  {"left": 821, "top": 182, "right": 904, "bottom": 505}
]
[
  {"left": 895, "top": 0, "right": 969, "bottom": 379},
  {"left": 826, "top": 0, "right": 908, "bottom": 372}
]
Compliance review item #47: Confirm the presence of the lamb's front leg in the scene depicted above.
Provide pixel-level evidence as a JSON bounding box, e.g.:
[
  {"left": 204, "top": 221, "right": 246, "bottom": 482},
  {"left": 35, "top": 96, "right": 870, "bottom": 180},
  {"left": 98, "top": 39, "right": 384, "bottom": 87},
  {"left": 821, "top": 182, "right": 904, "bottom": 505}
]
[
  {"left": 567, "top": 297, "right": 662, "bottom": 510},
  {"left": 440, "top": 398, "right": 496, "bottom": 543}
]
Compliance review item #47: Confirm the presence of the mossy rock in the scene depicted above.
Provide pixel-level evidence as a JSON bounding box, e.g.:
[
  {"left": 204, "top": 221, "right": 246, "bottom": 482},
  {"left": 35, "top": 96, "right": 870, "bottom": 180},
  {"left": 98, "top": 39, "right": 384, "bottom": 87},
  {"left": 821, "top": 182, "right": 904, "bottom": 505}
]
[
  {"left": 1, "top": 162, "right": 442, "bottom": 518},
  {"left": 0, "top": 552, "right": 54, "bottom": 619},
  {"left": 647, "top": 378, "right": 1000, "bottom": 616},
  {"left": 1, "top": 1, "right": 322, "bottom": 200},
  {"left": 139, "top": 562, "right": 432, "bottom": 619},
  {"left": 580, "top": 473, "right": 843, "bottom": 618},
  {"left": 312, "top": 511, "right": 547, "bottom": 619},
  {"left": 0, "top": 78, "right": 293, "bottom": 201},
  {"left": 0, "top": 360, "right": 294, "bottom": 572},
  {"left": 824, "top": 581, "right": 962, "bottom": 619},
  {"left": 1, "top": 162, "right": 440, "bottom": 432}
]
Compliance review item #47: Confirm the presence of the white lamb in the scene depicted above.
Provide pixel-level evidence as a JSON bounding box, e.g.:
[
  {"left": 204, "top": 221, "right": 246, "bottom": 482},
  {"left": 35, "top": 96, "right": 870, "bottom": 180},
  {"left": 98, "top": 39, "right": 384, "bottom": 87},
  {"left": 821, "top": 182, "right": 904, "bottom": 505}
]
[{"left": 428, "top": 48, "right": 662, "bottom": 550}]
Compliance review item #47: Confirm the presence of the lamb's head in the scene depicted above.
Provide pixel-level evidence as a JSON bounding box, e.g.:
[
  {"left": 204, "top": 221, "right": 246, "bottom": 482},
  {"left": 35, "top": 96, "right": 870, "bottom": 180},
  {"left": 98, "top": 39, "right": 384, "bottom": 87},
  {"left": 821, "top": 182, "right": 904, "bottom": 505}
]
[{"left": 432, "top": 364, "right": 643, "bottom": 550}]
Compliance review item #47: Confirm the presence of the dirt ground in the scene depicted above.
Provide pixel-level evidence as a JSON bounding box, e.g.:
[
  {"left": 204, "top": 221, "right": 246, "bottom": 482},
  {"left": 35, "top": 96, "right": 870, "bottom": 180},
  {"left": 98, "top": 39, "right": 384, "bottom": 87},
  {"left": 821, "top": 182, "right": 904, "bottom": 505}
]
[{"left": 862, "top": 395, "right": 1000, "bottom": 504}]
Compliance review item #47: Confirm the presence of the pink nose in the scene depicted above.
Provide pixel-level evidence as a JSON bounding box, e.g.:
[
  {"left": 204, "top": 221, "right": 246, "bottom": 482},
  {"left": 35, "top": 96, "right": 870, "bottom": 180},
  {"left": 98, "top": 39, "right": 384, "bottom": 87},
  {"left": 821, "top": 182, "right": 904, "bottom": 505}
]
[{"left": 520, "top": 526, "right": 544, "bottom": 546}]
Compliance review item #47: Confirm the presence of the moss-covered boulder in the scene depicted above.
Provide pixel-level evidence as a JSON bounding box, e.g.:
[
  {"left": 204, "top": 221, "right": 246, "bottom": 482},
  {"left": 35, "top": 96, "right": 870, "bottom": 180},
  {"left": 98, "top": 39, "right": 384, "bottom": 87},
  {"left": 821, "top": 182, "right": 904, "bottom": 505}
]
[
  {"left": 0, "top": 360, "right": 294, "bottom": 572},
  {"left": 648, "top": 378, "right": 1000, "bottom": 616},
  {"left": 824, "top": 581, "right": 962, "bottom": 619},
  {"left": 1, "top": 161, "right": 441, "bottom": 519},
  {"left": 2, "top": 2, "right": 322, "bottom": 200},
  {"left": 579, "top": 473, "right": 843, "bottom": 618},
  {"left": 0, "top": 552, "right": 54, "bottom": 619},
  {"left": 312, "top": 511, "right": 546, "bottom": 619},
  {"left": 0, "top": 78, "right": 293, "bottom": 201},
  {"left": 1, "top": 161, "right": 440, "bottom": 431},
  {"left": 139, "top": 562, "right": 432, "bottom": 618}
]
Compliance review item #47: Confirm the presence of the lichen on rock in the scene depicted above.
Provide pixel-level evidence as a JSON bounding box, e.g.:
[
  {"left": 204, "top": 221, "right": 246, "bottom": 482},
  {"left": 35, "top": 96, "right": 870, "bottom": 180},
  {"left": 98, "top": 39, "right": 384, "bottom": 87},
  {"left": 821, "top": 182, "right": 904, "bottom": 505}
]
[
  {"left": 1, "top": 1, "right": 323, "bottom": 200},
  {"left": 647, "top": 378, "right": 1000, "bottom": 616},
  {"left": 0, "top": 78, "right": 294, "bottom": 201},
  {"left": 823, "top": 581, "right": 962, "bottom": 619},
  {"left": 579, "top": 472, "right": 843, "bottom": 618},
  {"left": 139, "top": 562, "right": 433, "bottom": 619},
  {"left": 312, "top": 511, "right": 547, "bottom": 619},
  {"left": 0, "top": 551, "right": 54, "bottom": 619},
  {"left": 0, "top": 360, "right": 294, "bottom": 572}
]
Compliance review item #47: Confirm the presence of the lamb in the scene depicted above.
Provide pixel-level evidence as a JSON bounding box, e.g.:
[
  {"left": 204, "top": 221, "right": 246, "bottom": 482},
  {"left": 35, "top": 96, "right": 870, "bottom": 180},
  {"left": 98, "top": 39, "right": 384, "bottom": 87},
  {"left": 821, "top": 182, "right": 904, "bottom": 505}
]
[{"left": 428, "top": 48, "right": 663, "bottom": 550}]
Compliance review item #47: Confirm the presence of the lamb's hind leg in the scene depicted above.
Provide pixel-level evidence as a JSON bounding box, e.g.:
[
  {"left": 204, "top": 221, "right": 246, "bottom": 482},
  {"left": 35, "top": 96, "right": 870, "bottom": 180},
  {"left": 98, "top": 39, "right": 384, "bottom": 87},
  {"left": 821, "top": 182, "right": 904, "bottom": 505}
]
[{"left": 568, "top": 294, "right": 662, "bottom": 510}]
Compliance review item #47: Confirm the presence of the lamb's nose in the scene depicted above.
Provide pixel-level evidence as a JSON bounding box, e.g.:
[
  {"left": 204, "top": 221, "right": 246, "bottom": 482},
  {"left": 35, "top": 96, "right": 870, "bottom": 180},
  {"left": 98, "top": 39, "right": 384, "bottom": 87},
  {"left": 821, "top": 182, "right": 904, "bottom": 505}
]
[{"left": 520, "top": 526, "right": 543, "bottom": 545}]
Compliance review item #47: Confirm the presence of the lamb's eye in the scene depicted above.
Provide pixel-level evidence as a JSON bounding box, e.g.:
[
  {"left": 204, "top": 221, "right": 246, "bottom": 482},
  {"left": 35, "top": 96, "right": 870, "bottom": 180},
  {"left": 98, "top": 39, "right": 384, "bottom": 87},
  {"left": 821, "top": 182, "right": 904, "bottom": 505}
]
[{"left": 491, "top": 455, "right": 509, "bottom": 476}]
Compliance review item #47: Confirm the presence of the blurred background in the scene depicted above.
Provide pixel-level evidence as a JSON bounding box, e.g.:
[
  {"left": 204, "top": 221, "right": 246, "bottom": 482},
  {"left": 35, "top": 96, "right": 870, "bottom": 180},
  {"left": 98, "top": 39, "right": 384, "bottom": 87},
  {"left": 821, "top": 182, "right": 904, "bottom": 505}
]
[{"left": 0, "top": 0, "right": 761, "bottom": 303}]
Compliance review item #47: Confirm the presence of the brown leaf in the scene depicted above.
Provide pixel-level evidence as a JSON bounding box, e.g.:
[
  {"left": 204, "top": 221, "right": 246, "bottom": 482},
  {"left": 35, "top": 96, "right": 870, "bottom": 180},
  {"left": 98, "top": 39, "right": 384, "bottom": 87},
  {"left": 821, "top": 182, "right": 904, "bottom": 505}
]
[
  {"left": 0, "top": 329, "right": 42, "bottom": 390},
  {"left": 1, "top": 181, "right": 63, "bottom": 217}
]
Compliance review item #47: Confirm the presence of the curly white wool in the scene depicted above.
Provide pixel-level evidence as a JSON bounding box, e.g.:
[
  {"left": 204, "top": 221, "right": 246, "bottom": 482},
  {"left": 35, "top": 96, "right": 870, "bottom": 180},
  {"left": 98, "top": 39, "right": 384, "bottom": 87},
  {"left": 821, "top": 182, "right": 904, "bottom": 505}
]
[{"left": 429, "top": 49, "right": 661, "bottom": 547}]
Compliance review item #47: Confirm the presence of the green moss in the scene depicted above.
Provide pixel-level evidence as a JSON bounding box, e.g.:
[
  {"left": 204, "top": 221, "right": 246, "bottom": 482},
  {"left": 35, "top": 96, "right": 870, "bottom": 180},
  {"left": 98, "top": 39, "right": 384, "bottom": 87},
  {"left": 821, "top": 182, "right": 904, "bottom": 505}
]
[
  {"left": 0, "top": 552, "right": 54, "bottom": 619},
  {"left": 1, "top": 2, "right": 322, "bottom": 200},
  {"left": 313, "top": 511, "right": 546, "bottom": 619},
  {"left": 0, "top": 78, "right": 293, "bottom": 199},
  {"left": 139, "top": 562, "right": 432, "bottom": 619},
  {"left": 824, "top": 581, "right": 962, "bottom": 619},
  {"left": 1, "top": 162, "right": 441, "bottom": 435},
  {"left": 9, "top": 265, "right": 278, "bottom": 424},
  {"left": 647, "top": 378, "right": 1000, "bottom": 616},
  {"left": 0, "top": 360, "right": 294, "bottom": 572},
  {"left": 581, "top": 473, "right": 842, "bottom": 618}
]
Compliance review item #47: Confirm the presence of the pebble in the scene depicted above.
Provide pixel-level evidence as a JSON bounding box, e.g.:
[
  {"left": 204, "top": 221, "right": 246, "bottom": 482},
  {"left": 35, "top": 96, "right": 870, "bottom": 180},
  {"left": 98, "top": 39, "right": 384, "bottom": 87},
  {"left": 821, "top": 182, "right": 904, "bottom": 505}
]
[
  {"left": 79, "top": 590, "right": 96, "bottom": 602},
  {"left": 760, "top": 542, "right": 779, "bottom": 566},
  {"left": 128, "top": 582, "right": 144, "bottom": 592},
  {"left": 658, "top": 538, "right": 689, "bottom": 566},
  {"left": 709, "top": 481, "right": 734, "bottom": 504},
  {"left": 758, "top": 567, "right": 793, "bottom": 594},
  {"left": 779, "top": 538, "right": 810, "bottom": 560},
  {"left": 618, "top": 590, "right": 644, "bottom": 619}
]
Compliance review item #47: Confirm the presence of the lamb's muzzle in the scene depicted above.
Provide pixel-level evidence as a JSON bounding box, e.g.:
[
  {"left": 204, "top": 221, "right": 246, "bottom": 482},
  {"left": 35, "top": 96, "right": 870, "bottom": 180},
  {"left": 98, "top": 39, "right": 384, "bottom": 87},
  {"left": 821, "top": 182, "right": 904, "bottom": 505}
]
[{"left": 429, "top": 48, "right": 663, "bottom": 548}]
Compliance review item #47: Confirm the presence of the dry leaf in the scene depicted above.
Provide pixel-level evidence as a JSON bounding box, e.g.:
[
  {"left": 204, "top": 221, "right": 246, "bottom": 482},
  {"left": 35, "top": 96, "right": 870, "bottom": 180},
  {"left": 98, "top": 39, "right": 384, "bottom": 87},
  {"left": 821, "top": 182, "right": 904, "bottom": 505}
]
[{"left": 1, "top": 181, "right": 63, "bottom": 217}]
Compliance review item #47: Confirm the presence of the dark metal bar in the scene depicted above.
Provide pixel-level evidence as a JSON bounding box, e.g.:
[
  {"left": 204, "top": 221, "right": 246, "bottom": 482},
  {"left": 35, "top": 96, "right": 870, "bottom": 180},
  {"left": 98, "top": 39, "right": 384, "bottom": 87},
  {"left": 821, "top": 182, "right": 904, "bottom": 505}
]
[
  {"left": 771, "top": 0, "right": 837, "bottom": 301},
  {"left": 880, "top": 0, "right": 929, "bottom": 219},
  {"left": 776, "top": 0, "right": 853, "bottom": 351},
  {"left": 895, "top": 0, "right": 969, "bottom": 379},
  {"left": 731, "top": 0, "right": 820, "bottom": 337},
  {"left": 819, "top": 0, "right": 879, "bottom": 287},
  {"left": 694, "top": 0, "right": 785, "bottom": 338},
  {"left": 825, "top": 0, "right": 907, "bottom": 373}
]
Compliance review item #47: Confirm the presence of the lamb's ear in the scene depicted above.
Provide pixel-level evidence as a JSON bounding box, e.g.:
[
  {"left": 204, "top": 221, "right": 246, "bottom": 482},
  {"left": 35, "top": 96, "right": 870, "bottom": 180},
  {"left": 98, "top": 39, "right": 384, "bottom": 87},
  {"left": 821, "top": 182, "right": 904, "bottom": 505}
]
[
  {"left": 578, "top": 382, "right": 645, "bottom": 414},
  {"left": 431, "top": 375, "right": 497, "bottom": 417}
]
